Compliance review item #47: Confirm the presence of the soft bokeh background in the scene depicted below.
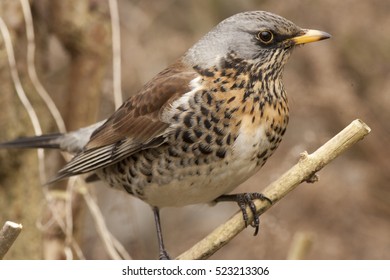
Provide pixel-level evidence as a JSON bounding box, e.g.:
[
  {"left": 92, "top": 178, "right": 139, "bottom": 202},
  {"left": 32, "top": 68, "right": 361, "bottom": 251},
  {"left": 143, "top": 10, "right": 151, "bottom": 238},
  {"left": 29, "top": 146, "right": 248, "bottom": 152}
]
[{"left": 0, "top": 0, "right": 389, "bottom": 259}]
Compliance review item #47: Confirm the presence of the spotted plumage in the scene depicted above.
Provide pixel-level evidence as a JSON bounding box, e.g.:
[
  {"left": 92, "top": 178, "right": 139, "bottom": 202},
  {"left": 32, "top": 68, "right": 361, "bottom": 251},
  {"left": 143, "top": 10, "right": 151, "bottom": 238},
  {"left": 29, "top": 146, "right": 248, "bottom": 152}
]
[
  {"left": 0, "top": 11, "right": 330, "bottom": 259},
  {"left": 97, "top": 50, "right": 290, "bottom": 208}
]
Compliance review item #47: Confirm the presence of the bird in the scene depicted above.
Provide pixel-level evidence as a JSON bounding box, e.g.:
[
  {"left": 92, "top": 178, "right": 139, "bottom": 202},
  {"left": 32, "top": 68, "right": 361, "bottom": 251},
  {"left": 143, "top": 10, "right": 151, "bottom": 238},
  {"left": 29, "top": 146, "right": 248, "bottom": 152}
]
[{"left": 0, "top": 11, "right": 330, "bottom": 259}]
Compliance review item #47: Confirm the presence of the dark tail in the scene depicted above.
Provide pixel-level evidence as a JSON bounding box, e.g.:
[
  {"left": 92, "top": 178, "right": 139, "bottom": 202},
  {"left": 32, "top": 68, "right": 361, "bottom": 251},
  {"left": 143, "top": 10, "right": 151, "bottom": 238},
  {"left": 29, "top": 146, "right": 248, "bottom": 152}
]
[{"left": 0, "top": 133, "right": 63, "bottom": 150}]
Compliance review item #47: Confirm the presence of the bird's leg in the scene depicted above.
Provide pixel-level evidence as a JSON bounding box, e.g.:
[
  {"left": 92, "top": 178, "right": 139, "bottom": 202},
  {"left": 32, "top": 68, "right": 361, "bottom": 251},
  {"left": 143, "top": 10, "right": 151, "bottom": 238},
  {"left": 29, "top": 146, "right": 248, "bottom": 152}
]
[
  {"left": 214, "top": 193, "right": 272, "bottom": 236},
  {"left": 152, "top": 207, "right": 170, "bottom": 260}
]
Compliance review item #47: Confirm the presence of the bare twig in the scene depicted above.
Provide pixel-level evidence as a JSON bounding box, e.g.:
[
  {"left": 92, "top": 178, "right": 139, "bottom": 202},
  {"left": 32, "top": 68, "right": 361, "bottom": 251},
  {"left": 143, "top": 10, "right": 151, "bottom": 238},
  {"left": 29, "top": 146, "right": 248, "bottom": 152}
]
[
  {"left": 20, "top": 0, "right": 66, "bottom": 133},
  {"left": 2, "top": 7, "right": 81, "bottom": 259},
  {"left": 109, "top": 0, "right": 123, "bottom": 109},
  {"left": 0, "top": 15, "right": 46, "bottom": 182},
  {"left": 0, "top": 221, "right": 23, "bottom": 259},
  {"left": 81, "top": 183, "right": 132, "bottom": 260},
  {"left": 20, "top": 0, "right": 79, "bottom": 258},
  {"left": 2, "top": 2, "right": 129, "bottom": 260},
  {"left": 178, "top": 119, "right": 371, "bottom": 260}
]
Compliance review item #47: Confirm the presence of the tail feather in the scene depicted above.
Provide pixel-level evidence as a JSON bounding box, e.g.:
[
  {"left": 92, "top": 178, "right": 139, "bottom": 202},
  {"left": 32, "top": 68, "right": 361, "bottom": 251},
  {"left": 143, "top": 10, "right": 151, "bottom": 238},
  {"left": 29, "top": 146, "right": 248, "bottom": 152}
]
[
  {"left": 0, "top": 120, "right": 106, "bottom": 154},
  {"left": 0, "top": 133, "right": 100, "bottom": 185},
  {"left": 0, "top": 133, "right": 63, "bottom": 149},
  {"left": 0, "top": 120, "right": 108, "bottom": 184}
]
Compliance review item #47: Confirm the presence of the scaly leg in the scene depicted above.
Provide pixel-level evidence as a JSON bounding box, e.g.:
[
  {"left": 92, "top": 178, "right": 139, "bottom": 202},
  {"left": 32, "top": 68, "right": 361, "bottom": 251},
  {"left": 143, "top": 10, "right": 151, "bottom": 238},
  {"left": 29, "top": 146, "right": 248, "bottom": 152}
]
[{"left": 152, "top": 207, "right": 170, "bottom": 260}]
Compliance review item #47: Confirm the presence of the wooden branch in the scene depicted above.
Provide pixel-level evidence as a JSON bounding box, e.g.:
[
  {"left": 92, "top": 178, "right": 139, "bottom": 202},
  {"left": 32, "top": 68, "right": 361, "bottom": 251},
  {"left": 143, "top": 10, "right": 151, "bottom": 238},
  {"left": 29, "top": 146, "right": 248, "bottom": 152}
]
[
  {"left": 177, "top": 119, "right": 371, "bottom": 260},
  {"left": 0, "top": 221, "right": 23, "bottom": 259}
]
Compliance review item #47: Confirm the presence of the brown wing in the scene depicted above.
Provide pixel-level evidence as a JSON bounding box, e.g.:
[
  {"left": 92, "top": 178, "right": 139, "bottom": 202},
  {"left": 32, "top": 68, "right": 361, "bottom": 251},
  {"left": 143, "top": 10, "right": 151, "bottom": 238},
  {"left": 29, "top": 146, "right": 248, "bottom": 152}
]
[
  {"left": 86, "top": 63, "right": 195, "bottom": 149},
  {"left": 52, "top": 61, "right": 198, "bottom": 181}
]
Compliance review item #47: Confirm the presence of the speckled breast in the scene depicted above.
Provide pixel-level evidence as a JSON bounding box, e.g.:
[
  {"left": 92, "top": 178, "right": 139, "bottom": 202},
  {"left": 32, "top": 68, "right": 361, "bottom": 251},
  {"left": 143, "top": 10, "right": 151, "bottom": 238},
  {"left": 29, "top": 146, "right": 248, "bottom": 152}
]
[{"left": 98, "top": 56, "right": 289, "bottom": 207}]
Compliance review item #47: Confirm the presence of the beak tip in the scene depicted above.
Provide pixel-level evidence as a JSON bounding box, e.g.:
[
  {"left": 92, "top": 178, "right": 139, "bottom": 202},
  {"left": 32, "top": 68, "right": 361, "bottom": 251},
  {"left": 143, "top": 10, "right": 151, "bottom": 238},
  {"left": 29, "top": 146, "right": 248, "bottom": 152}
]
[
  {"left": 321, "top": 31, "right": 332, "bottom": 40},
  {"left": 293, "top": 29, "right": 332, "bottom": 45}
]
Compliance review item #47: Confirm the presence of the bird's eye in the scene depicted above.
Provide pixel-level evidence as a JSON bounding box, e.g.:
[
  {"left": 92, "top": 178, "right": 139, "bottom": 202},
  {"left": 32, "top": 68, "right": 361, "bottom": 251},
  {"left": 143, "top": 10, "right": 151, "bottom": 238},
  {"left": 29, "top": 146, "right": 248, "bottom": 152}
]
[{"left": 256, "top": 30, "right": 274, "bottom": 44}]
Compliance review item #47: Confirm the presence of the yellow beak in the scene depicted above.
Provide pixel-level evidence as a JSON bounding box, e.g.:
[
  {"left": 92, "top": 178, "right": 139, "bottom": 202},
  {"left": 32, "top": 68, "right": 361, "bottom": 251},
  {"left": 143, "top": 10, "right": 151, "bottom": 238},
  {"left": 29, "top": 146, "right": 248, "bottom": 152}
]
[{"left": 291, "top": 29, "right": 331, "bottom": 45}]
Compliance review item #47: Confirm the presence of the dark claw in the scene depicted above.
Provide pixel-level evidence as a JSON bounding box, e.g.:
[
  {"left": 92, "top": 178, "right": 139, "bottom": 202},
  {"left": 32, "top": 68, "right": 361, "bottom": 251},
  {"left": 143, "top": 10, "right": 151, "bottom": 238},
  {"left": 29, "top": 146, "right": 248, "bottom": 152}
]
[
  {"left": 214, "top": 192, "right": 272, "bottom": 236},
  {"left": 249, "top": 193, "right": 272, "bottom": 235},
  {"left": 238, "top": 193, "right": 259, "bottom": 236}
]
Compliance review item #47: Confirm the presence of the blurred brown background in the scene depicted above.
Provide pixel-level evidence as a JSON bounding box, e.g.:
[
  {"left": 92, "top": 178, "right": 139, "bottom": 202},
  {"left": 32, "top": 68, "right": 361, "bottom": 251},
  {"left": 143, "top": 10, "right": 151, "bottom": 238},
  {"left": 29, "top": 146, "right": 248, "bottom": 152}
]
[{"left": 0, "top": 0, "right": 389, "bottom": 259}]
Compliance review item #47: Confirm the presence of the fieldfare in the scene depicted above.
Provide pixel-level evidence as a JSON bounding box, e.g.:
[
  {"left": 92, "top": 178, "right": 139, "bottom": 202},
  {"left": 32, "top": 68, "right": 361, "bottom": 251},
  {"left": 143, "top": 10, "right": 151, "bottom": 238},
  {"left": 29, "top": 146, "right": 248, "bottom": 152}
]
[{"left": 0, "top": 11, "right": 330, "bottom": 259}]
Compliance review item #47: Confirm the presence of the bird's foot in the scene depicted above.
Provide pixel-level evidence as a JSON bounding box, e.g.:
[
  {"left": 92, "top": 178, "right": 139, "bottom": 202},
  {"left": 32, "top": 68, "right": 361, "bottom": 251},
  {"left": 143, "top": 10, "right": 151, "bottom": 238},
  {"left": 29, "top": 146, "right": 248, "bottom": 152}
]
[
  {"left": 215, "top": 193, "right": 272, "bottom": 236},
  {"left": 159, "top": 250, "right": 171, "bottom": 260}
]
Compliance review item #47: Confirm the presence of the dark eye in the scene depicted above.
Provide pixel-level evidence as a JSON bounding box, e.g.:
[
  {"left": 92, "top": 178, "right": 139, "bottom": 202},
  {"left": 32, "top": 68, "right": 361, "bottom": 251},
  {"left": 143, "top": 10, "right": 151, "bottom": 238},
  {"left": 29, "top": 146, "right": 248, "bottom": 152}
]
[{"left": 256, "top": 30, "right": 274, "bottom": 44}]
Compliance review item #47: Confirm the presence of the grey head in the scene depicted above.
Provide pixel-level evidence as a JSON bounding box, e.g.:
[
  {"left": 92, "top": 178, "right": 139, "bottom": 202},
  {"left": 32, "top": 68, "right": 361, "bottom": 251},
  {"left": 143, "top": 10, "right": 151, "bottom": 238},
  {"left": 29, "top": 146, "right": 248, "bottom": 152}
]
[{"left": 184, "top": 11, "right": 330, "bottom": 69}]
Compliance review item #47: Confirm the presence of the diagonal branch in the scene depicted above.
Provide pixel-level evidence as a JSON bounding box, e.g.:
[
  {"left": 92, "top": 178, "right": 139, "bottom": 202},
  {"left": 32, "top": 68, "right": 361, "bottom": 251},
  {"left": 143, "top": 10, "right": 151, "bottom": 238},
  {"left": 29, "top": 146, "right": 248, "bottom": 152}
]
[
  {"left": 178, "top": 119, "right": 371, "bottom": 260},
  {"left": 0, "top": 221, "right": 23, "bottom": 259}
]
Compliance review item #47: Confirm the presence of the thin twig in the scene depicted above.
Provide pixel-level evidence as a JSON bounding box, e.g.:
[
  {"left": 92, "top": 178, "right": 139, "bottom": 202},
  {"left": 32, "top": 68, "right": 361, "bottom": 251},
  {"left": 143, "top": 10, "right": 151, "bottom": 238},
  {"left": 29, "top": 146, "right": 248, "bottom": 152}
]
[
  {"left": 1, "top": 9, "right": 81, "bottom": 259},
  {"left": 0, "top": 221, "right": 23, "bottom": 259},
  {"left": 64, "top": 177, "right": 78, "bottom": 260},
  {"left": 0, "top": 15, "right": 46, "bottom": 182},
  {"left": 109, "top": 0, "right": 123, "bottom": 109},
  {"left": 21, "top": 0, "right": 126, "bottom": 259},
  {"left": 81, "top": 182, "right": 132, "bottom": 260},
  {"left": 20, "top": 0, "right": 79, "bottom": 258},
  {"left": 35, "top": 189, "right": 86, "bottom": 260},
  {"left": 2, "top": 3, "right": 129, "bottom": 259},
  {"left": 178, "top": 119, "right": 371, "bottom": 260},
  {"left": 20, "top": 0, "right": 66, "bottom": 133}
]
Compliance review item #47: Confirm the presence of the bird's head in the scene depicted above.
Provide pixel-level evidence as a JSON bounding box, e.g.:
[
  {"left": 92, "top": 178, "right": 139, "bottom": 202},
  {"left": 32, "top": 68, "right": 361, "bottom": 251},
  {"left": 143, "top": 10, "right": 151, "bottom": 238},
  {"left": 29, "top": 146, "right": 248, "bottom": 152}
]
[{"left": 184, "top": 11, "right": 330, "bottom": 70}]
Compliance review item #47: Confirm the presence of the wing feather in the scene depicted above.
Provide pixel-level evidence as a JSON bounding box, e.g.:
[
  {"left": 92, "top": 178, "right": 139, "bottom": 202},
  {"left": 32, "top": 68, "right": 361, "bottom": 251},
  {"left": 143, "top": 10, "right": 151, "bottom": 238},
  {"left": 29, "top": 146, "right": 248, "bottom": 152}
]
[{"left": 52, "top": 61, "right": 198, "bottom": 181}]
